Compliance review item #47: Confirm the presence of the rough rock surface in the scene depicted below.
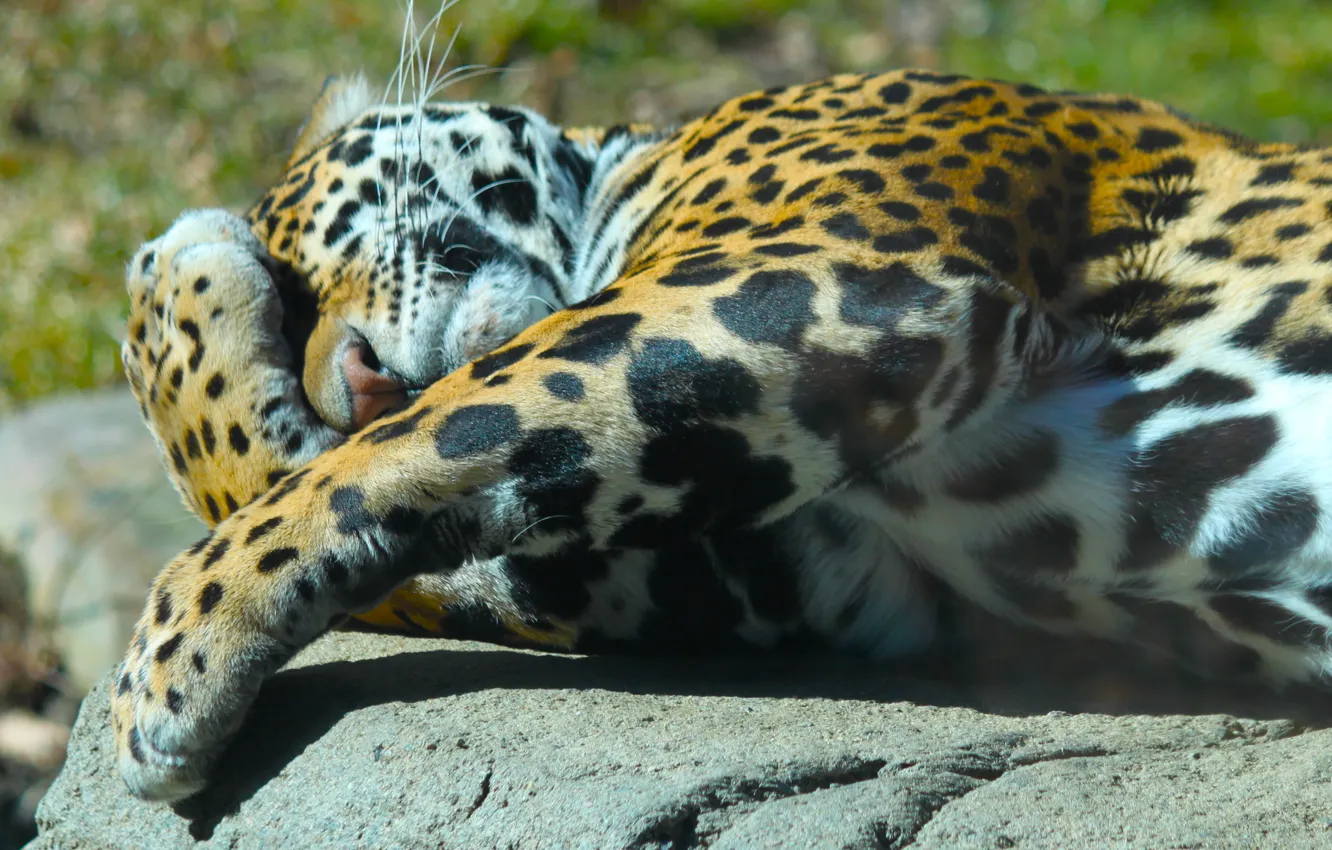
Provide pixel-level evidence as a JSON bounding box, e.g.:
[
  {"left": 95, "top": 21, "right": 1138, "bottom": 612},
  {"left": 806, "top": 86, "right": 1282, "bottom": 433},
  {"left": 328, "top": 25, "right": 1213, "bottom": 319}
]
[
  {"left": 32, "top": 629, "right": 1332, "bottom": 849},
  {"left": 0, "top": 389, "right": 205, "bottom": 692}
]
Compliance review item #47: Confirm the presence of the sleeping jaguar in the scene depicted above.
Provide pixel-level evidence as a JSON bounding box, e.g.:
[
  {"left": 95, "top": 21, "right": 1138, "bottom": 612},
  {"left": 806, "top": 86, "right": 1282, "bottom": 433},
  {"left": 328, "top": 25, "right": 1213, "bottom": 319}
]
[{"left": 114, "top": 67, "right": 1332, "bottom": 802}]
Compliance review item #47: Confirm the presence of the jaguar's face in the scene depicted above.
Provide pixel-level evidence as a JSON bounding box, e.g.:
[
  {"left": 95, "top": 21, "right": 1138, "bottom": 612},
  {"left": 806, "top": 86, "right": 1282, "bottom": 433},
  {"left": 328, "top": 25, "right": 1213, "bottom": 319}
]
[{"left": 250, "top": 77, "right": 595, "bottom": 431}]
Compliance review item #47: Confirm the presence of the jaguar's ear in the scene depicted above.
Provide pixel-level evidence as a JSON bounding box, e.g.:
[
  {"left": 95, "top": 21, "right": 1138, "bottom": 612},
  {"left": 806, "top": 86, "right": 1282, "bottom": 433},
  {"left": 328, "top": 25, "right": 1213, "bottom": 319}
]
[{"left": 286, "top": 75, "right": 375, "bottom": 167}]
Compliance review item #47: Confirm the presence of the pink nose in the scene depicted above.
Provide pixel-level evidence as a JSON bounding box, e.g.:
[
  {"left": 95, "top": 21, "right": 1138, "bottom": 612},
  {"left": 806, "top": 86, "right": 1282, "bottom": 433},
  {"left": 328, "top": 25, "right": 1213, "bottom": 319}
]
[{"left": 342, "top": 340, "right": 408, "bottom": 430}]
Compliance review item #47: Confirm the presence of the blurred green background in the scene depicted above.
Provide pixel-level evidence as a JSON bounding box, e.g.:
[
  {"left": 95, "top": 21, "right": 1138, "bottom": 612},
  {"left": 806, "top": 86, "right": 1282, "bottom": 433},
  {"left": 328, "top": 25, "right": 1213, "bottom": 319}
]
[{"left": 4, "top": 0, "right": 1331, "bottom": 412}]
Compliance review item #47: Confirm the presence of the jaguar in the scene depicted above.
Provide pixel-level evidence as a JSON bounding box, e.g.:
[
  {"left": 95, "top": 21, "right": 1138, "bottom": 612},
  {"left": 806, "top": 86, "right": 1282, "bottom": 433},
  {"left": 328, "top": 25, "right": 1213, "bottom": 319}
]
[{"left": 114, "top": 60, "right": 1332, "bottom": 802}]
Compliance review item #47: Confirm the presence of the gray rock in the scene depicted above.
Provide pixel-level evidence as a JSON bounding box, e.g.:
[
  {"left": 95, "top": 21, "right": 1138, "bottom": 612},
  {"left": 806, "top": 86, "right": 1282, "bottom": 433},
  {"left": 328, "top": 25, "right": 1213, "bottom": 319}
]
[
  {"left": 31, "top": 630, "right": 1332, "bottom": 849},
  {"left": 0, "top": 390, "right": 205, "bottom": 693}
]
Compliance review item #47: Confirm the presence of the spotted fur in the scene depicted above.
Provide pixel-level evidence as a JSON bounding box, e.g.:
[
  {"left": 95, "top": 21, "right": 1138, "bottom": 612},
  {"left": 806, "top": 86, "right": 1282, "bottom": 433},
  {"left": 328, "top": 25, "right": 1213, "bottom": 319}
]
[{"left": 116, "top": 68, "right": 1332, "bottom": 802}]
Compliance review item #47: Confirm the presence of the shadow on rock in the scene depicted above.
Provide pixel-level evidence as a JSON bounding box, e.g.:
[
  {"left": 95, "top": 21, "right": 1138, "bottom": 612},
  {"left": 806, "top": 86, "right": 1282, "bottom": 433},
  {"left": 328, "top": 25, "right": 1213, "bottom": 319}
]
[{"left": 177, "top": 623, "right": 1330, "bottom": 840}]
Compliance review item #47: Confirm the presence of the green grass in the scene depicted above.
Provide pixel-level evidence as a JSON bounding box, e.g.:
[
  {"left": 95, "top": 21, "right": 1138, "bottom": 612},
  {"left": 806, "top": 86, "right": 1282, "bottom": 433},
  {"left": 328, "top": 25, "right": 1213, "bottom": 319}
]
[{"left": 3, "top": 0, "right": 1330, "bottom": 410}]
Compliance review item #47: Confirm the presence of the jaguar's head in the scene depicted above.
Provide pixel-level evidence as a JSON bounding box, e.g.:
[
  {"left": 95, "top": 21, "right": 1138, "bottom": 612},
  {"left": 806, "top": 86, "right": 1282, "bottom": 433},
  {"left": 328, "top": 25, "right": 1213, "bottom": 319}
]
[{"left": 248, "top": 76, "right": 601, "bottom": 431}]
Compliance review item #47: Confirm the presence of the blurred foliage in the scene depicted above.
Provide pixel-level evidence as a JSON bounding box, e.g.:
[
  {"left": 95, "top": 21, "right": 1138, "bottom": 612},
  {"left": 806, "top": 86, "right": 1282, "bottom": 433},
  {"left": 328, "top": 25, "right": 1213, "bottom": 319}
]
[{"left": 3, "top": 0, "right": 1330, "bottom": 409}]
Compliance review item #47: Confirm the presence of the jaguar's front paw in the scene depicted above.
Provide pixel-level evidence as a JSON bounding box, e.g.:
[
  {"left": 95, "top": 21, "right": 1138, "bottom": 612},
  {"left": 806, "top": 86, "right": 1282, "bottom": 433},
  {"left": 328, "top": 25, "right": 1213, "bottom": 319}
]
[
  {"left": 123, "top": 209, "right": 282, "bottom": 384},
  {"left": 111, "top": 658, "right": 211, "bottom": 803},
  {"left": 122, "top": 209, "right": 342, "bottom": 521},
  {"left": 110, "top": 560, "right": 294, "bottom": 802}
]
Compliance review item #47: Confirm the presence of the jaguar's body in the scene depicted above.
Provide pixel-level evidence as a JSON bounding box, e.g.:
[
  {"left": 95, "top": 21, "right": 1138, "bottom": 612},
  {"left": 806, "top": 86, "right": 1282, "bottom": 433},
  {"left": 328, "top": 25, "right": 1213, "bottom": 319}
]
[{"left": 116, "top": 67, "right": 1332, "bottom": 802}]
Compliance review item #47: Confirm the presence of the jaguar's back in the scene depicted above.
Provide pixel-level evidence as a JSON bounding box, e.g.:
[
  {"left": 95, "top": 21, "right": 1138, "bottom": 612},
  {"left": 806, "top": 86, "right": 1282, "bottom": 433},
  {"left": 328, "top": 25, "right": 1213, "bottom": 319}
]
[{"left": 236, "top": 69, "right": 1332, "bottom": 668}]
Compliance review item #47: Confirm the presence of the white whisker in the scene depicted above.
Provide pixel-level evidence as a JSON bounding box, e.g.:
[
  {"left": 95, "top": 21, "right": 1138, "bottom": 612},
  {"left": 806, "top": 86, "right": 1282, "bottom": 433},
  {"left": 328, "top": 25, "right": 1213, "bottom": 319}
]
[
  {"left": 523, "top": 295, "right": 558, "bottom": 313},
  {"left": 432, "top": 65, "right": 506, "bottom": 98},
  {"left": 512, "top": 515, "right": 570, "bottom": 543},
  {"left": 420, "top": 261, "right": 471, "bottom": 278},
  {"left": 416, "top": 1, "right": 450, "bottom": 107},
  {"left": 424, "top": 23, "right": 465, "bottom": 103},
  {"left": 424, "top": 177, "right": 525, "bottom": 259}
]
